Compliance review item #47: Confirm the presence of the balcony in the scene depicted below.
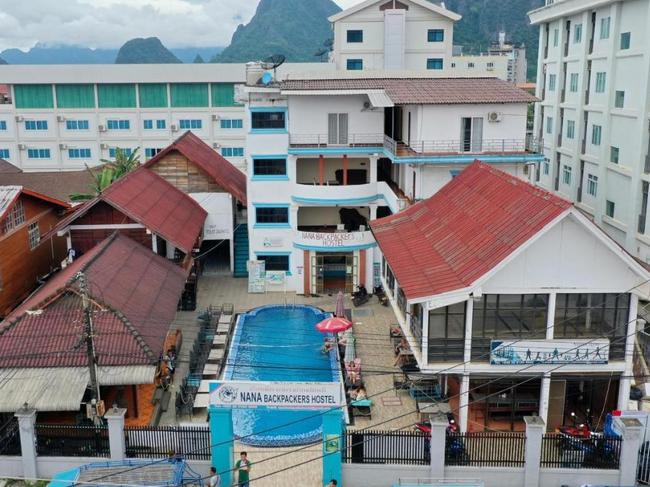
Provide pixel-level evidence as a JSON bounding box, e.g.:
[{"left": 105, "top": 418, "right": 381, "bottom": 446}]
[
  {"left": 293, "top": 181, "right": 380, "bottom": 205},
  {"left": 294, "top": 229, "right": 375, "bottom": 250},
  {"left": 289, "top": 133, "right": 384, "bottom": 150}
]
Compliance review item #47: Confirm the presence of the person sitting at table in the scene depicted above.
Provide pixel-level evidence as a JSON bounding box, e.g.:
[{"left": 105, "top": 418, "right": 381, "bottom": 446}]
[{"left": 350, "top": 385, "right": 367, "bottom": 401}]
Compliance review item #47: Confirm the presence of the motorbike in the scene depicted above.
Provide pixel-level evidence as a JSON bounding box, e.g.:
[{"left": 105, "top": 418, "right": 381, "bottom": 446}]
[
  {"left": 557, "top": 411, "right": 620, "bottom": 469},
  {"left": 414, "top": 414, "right": 469, "bottom": 465},
  {"left": 352, "top": 284, "right": 370, "bottom": 307}
]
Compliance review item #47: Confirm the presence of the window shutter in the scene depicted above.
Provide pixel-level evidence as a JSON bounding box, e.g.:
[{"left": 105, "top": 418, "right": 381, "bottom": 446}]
[
  {"left": 338, "top": 114, "right": 349, "bottom": 144},
  {"left": 328, "top": 114, "right": 338, "bottom": 145}
]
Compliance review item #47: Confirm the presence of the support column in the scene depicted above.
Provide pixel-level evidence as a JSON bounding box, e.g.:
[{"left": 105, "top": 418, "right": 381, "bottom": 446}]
[
  {"left": 322, "top": 409, "right": 343, "bottom": 487},
  {"left": 104, "top": 407, "right": 127, "bottom": 461},
  {"left": 429, "top": 415, "right": 447, "bottom": 479},
  {"left": 369, "top": 204, "right": 377, "bottom": 220},
  {"left": 303, "top": 250, "right": 311, "bottom": 296},
  {"left": 65, "top": 231, "right": 72, "bottom": 251},
  {"left": 369, "top": 155, "right": 378, "bottom": 183},
  {"left": 459, "top": 373, "right": 469, "bottom": 432},
  {"left": 618, "top": 293, "right": 639, "bottom": 409},
  {"left": 342, "top": 154, "right": 349, "bottom": 186},
  {"left": 463, "top": 299, "right": 473, "bottom": 363},
  {"left": 523, "top": 416, "right": 545, "bottom": 487},
  {"left": 209, "top": 407, "right": 234, "bottom": 487},
  {"left": 358, "top": 249, "right": 366, "bottom": 289},
  {"left": 546, "top": 293, "right": 556, "bottom": 339},
  {"left": 151, "top": 233, "right": 158, "bottom": 254},
  {"left": 539, "top": 373, "right": 551, "bottom": 426},
  {"left": 421, "top": 305, "right": 429, "bottom": 367},
  {"left": 319, "top": 154, "right": 324, "bottom": 185},
  {"left": 617, "top": 417, "right": 643, "bottom": 487},
  {"left": 15, "top": 406, "right": 37, "bottom": 480}
]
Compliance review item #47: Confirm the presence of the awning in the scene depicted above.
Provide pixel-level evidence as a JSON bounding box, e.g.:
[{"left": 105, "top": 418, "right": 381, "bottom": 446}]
[
  {"left": 367, "top": 90, "right": 394, "bottom": 108},
  {"left": 0, "top": 366, "right": 155, "bottom": 412}
]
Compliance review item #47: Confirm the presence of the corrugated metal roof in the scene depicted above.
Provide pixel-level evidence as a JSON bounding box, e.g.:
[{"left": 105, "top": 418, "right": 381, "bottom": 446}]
[
  {"left": 0, "top": 186, "right": 20, "bottom": 221},
  {"left": 144, "top": 131, "right": 247, "bottom": 204},
  {"left": 369, "top": 162, "right": 572, "bottom": 300}
]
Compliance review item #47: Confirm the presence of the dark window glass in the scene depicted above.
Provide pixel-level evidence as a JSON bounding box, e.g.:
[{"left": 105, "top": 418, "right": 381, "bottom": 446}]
[
  {"left": 253, "top": 158, "right": 286, "bottom": 176},
  {"left": 554, "top": 293, "right": 629, "bottom": 338},
  {"left": 251, "top": 111, "right": 285, "bottom": 130},
  {"left": 258, "top": 255, "right": 289, "bottom": 271},
  {"left": 472, "top": 294, "right": 548, "bottom": 339},
  {"left": 347, "top": 30, "right": 363, "bottom": 43},
  {"left": 428, "top": 29, "right": 444, "bottom": 42},
  {"left": 256, "top": 207, "right": 289, "bottom": 224}
]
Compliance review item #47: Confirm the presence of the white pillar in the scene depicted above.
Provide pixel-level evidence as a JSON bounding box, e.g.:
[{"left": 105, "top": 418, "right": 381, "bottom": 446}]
[
  {"left": 539, "top": 373, "right": 551, "bottom": 426},
  {"left": 369, "top": 204, "right": 377, "bottom": 220},
  {"left": 421, "top": 304, "right": 429, "bottom": 367},
  {"left": 459, "top": 373, "right": 470, "bottom": 432},
  {"left": 65, "top": 231, "right": 72, "bottom": 251},
  {"left": 523, "top": 416, "right": 545, "bottom": 487},
  {"left": 429, "top": 415, "right": 447, "bottom": 478},
  {"left": 104, "top": 407, "right": 127, "bottom": 461},
  {"left": 463, "top": 299, "right": 473, "bottom": 363},
  {"left": 618, "top": 294, "right": 639, "bottom": 409},
  {"left": 15, "top": 406, "right": 37, "bottom": 480},
  {"left": 369, "top": 155, "right": 378, "bottom": 183},
  {"left": 618, "top": 417, "right": 644, "bottom": 487},
  {"left": 151, "top": 233, "right": 158, "bottom": 254},
  {"left": 546, "top": 293, "right": 556, "bottom": 339}
]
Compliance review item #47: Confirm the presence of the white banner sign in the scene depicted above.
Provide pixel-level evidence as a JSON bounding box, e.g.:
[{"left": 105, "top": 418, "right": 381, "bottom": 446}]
[
  {"left": 210, "top": 381, "right": 343, "bottom": 409},
  {"left": 190, "top": 193, "right": 233, "bottom": 241},
  {"left": 490, "top": 339, "right": 610, "bottom": 365}
]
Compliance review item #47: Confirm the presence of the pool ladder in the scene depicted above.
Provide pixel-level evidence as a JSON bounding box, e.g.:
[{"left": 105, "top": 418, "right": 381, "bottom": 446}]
[{"left": 283, "top": 294, "right": 296, "bottom": 308}]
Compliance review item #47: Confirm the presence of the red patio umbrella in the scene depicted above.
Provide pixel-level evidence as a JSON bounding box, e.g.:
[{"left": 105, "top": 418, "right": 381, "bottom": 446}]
[{"left": 316, "top": 316, "right": 353, "bottom": 334}]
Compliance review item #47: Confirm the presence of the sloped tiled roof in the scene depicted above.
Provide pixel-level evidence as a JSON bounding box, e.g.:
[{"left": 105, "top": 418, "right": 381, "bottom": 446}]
[
  {"left": 144, "top": 131, "right": 247, "bottom": 204},
  {"left": 0, "top": 233, "right": 188, "bottom": 368},
  {"left": 0, "top": 185, "right": 69, "bottom": 223},
  {"left": 0, "top": 158, "right": 21, "bottom": 173},
  {"left": 369, "top": 162, "right": 572, "bottom": 300},
  {"left": 281, "top": 77, "right": 537, "bottom": 105},
  {"left": 0, "top": 163, "right": 95, "bottom": 202}
]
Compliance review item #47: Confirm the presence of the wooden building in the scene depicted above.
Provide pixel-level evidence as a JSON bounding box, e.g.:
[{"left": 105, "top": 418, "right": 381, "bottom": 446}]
[{"left": 0, "top": 186, "right": 69, "bottom": 318}]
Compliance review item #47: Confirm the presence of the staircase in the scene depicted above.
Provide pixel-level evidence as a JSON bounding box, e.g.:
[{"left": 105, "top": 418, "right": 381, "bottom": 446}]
[{"left": 233, "top": 223, "right": 249, "bottom": 278}]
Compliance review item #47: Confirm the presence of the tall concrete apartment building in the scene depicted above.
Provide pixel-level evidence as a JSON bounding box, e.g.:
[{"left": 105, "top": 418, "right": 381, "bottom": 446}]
[{"left": 529, "top": 0, "right": 650, "bottom": 261}]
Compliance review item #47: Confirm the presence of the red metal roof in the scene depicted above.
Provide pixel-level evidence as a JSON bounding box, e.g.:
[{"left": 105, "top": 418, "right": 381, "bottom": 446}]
[
  {"left": 52, "top": 168, "right": 207, "bottom": 254},
  {"left": 0, "top": 233, "right": 188, "bottom": 368},
  {"left": 370, "top": 162, "right": 572, "bottom": 300},
  {"left": 144, "top": 131, "right": 247, "bottom": 204},
  {"left": 0, "top": 185, "right": 69, "bottom": 224}
]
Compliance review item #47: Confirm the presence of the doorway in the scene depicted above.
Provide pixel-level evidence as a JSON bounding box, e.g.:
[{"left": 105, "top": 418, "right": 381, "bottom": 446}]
[
  {"left": 312, "top": 252, "right": 357, "bottom": 295},
  {"left": 198, "top": 239, "right": 231, "bottom": 275},
  {"left": 461, "top": 117, "right": 483, "bottom": 152}
]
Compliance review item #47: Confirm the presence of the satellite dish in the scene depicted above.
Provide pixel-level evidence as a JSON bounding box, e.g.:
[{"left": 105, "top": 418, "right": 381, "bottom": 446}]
[{"left": 262, "top": 54, "right": 286, "bottom": 70}]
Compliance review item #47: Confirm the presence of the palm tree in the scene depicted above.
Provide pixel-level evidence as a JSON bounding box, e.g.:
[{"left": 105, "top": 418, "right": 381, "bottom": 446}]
[{"left": 70, "top": 148, "right": 140, "bottom": 202}]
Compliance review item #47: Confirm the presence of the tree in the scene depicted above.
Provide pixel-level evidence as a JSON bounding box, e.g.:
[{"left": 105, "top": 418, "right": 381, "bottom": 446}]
[
  {"left": 69, "top": 148, "right": 140, "bottom": 202},
  {"left": 193, "top": 54, "right": 205, "bottom": 63}
]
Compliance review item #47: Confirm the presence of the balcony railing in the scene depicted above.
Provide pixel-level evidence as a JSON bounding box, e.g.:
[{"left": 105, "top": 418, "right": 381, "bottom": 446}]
[
  {"left": 289, "top": 133, "right": 384, "bottom": 148},
  {"left": 384, "top": 135, "right": 542, "bottom": 157}
]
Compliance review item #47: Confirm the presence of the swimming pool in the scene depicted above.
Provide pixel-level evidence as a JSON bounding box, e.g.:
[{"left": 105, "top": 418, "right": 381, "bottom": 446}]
[{"left": 224, "top": 305, "right": 339, "bottom": 446}]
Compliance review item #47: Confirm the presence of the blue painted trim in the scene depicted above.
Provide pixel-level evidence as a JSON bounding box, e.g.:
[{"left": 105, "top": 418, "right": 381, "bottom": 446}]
[
  {"left": 250, "top": 129, "right": 288, "bottom": 134},
  {"left": 292, "top": 194, "right": 380, "bottom": 205},
  {"left": 253, "top": 203, "right": 290, "bottom": 227},
  {"left": 293, "top": 242, "right": 376, "bottom": 251},
  {"left": 249, "top": 106, "right": 288, "bottom": 113},
  {"left": 251, "top": 154, "right": 288, "bottom": 179},
  {"left": 254, "top": 251, "right": 292, "bottom": 275},
  {"left": 251, "top": 175, "right": 290, "bottom": 181},
  {"left": 288, "top": 146, "right": 383, "bottom": 156},
  {"left": 254, "top": 223, "right": 292, "bottom": 229},
  {"left": 253, "top": 203, "right": 291, "bottom": 208},
  {"left": 251, "top": 154, "right": 288, "bottom": 159}
]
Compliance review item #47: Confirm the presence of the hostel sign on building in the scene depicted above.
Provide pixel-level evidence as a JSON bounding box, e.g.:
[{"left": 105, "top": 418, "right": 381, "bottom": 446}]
[{"left": 210, "top": 381, "right": 344, "bottom": 409}]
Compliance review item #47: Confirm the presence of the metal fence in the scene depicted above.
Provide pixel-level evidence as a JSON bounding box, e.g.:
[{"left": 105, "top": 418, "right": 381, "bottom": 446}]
[
  {"left": 342, "top": 430, "right": 429, "bottom": 465},
  {"left": 540, "top": 433, "right": 622, "bottom": 470},
  {"left": 0, "top": 417, "right": 21, "bottom": 455},
  {"left": 445, "top": 432, "right": 526, "bottom": 467},
  {"left": 35, "top": 424, "right": 110, "bottom": 457},
  {"left": 125, "top": 425, "right": 211, "bottom": 460}
]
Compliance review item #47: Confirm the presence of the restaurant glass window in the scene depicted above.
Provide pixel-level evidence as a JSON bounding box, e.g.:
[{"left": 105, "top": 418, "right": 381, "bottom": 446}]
[
  {"left": 428, "top": 302, "right": 466, "bottom": 362},
  {"left": 473, "top": 294, "right": 548, "bottom": 339},
  {"left": 554, "top": 293, "right": 629, "bottom": 338}
]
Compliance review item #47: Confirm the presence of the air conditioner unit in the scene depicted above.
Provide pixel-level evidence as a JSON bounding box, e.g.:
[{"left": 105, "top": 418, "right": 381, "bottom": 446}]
[
  {"left": 212, "top": 142, "right": 221, "bottom": 149},
  {"left": 15, "top": 115, "right": 24, "bottom": 122},
  {"left": 170, "top": 124, "right": 179, "bottom": 132},
  {"left": 100, "top": 143, "right": 109, "bottom": 150},
  {"left": 59, "top": 143, "right": 68, "bottom": 150},
  {"left": 212, "top": 114, "right": 220, "bottom": 121},
  {"left": 17, "top": 143, "right": 27, "bottom": 150},
  {"left": 487, "top": 111, "right": 502, "bottom": 123},
  {"left": 56, "top": 115, "right": 66, "bottom": 122},
  {"left": 98, "top": 124, "right": 107, "bottom": 132}
]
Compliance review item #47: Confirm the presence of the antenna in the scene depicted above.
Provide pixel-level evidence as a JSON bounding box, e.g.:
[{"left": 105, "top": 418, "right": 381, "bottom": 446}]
[{"left": 261, "top": 54, "right": 286, "bottom": 82}]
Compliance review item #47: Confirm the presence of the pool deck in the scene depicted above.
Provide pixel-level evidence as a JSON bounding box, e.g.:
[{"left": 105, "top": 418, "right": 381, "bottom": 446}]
[{"left": 162, "top": 275, "right": 419, "bottom": 487}]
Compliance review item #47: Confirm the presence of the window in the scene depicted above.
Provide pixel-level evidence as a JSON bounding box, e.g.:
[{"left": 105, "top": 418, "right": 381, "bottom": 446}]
[
  {"left": 156, "top": 119, "right": 166, "bottom": 130},
  {"left": 179, "top": 119, "right": 202, "bottom": 129},
  {"left": 554, "top": 293, "right": 629, "bottom": 339},
  {"left": 451, "top": 62, "right": 456, "bottom": 68},
  {"left": 68, "top": 148, "right": 91, "bottom": 159},
  {"left": 25, "top": 120, "right": 48, "bottom": 130},
  {"left": 426, "top": 58, "right": 444, "bottom": 70},
  {"left": 562, "top": 164, "right": 572, "bottom": 185},
  {"left": 600, "top": 17, "right": 611, "bottom": 39},
  {"left": 574, "top": 23, "right": 582, "bottom": 43},
  {"left": 594, "top": 72, "right": 606, "bottom": 93},
  {"left": 566, "top": 120, "right": 575, "bottom": 139},
  {"left": 487, "top": 62, "right": 494, "bottom": 69},
  {"left": 220, "top": 119, "right": 244, "bottom": 129},
  {"left": 548, "top": 74, "right": 556, "bottom": 91},
  {"left": 211, "top": 83, "right": 239, "bottom": 107},
  {"left": 0, "top": 121, "right": 7, "bottom": 130},
  {"left": 546, "top": 116, "right": 553, "bottom": 134},
  {"left": 0, "top": 149, "right": 9, "bottom": 159},
  {"left": 427, "top": 29, "right": 444, "bottom": 42},
  {"left": 620, "top": 32, "right": 631, "bottom": 50},
  {"left": 606, "top": 200, "right": 615, "bottom": 218},
  {"left": 221, "top": 147, "right": 244, "bottom": 157},
  {"left": 108, "top": 148, "right": 133, "bottom": 158},
  {"left": 106, "top": 119, "right": 130, "bottom": 130},
  {"left": 587, "top": 174, "right": 598, "bottom": 196},
  {"left": 139, "top": 83, "right": 168, "bottom": 108},
  {"left": 543, "top": 158, "right": 550, "bottom": 175},
  {"left": 570, "top": 73, "right": 579, "bottom": 92},
  {"left": 252, "top": 158, "right": 287, "bottom": 177},
  {"left": 143, "top": 119, "right": 153, "bottom": 130},
  {"left": 255, "top": 206, "right": 289, "bottom": 225},
  {"left": 610, "top": 146, "right": 619, "bottom": 164},
  {"left": 347, "top": 30, "right": 363, "bottom": 43},
  {"left": 257, "top": 254, "right": 290, "bottom": 272},
  {"left": 467, "top": 62, "right": 475, "bottom": 68},
  {"left": 592, "top": 124, "right": 602, "bottom": 145},
  {"left": 428, "top": 302, "right": 466, "bottom": 362},
  {"left": 66, "top": 120, "right": 89, "bottom": 130},
  {"left": 472, "top": 294, "right": 549, "bottom": 339},
  {"left": 346, "top": 59, "right": 363, "bottom": 70},
  {"left": 615, "top": 90, "right": 625, "bottom": 108},
  {"left": 145, "top": 148, "right": 162, "bottom": 158},
  {"left": 27, "top": 222, "right": 40, "bottom": 250},
  {"left": 553, "top": 28, "right": 559, "bottom": 46},
  {"left": 2, "top": 199, "right": 25, "bottom": 234},
  {"left": 251, "top": 110, "right": 286, "bottom": 130},
  {"left": 27, "top": 148, "right": 51, "bottom": 159}
]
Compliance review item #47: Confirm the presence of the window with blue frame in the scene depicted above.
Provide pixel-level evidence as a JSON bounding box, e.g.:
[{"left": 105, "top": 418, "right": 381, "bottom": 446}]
[
  {"left": 179, "top": 119, "right": 202, "bottom": 129},
  {"left": 27, "top": 148, "right": 51, "bottom": 159},
  {"left": 109, "top": 148, "right": 133, "bottom": 158},
  {"left": 143, "top": 119, "right": 153, "bottom": 130},
  {"left": 107, "top": 119, "right": 130, "bottom": 130},
  {"left": 251, "top": 111, "right": 285, "bottom": 130},
  {"left": 66, "top": 120, "right": 89, "bottom": 130},
  {"left": 347, "top": 30, "right": 363, "bottom": 43},
  {"left": 0, "top": 121, "right": 6, "bottom": 131},
  {"left": 145, "top": 148, "right": 162, "bottom": 158},
  {"left": 257, "top": 254, "right": 290, "bottom": 272},
  {"left": 346, "top": 59, "right": 363, "bottom": 71},
  {"left": 156, "top": 119, "right": 166, "bottom": 129},
  {"left": 253, "top": 158, "right": 287, "bottom": 177},
  {"left": 221, "top": 147, "right": 244, "bottom": 157},
  {"left": 68, "top": 148, "right": 91, "bottom": 159},
  {"left": 220, "top": 119, "right": 243, "bottom": 129},
  {"left": 427, "top": 58, "right": 444, "bottom": 70},
  {"left": 255, "top": 206, "right": 289, "bottom": 225},
  {"left": 0, "top": 149, "right": 9, "bottom": 158},
  {"left": 427, "top": 29, "right": 444, "bottom": 42},
  {"left": 25, "top": 120, "right": 48, "bottom": 130}
]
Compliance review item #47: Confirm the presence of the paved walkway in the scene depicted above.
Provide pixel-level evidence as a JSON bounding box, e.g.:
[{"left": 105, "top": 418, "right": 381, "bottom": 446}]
[{"left": 163, "top": 275, "right": 419, "bottom": 486}]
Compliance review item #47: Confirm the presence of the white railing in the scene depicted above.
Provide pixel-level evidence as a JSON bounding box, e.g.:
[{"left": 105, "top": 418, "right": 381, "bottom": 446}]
[
  {"left": 294, "top": 230, "right": 375, "bottom": 249},
  {"left": 383, "top": 135, "right": 542, "bottom": 156},
  {"left": 289, "top": 133, "right": 384, "bottom": 147},
  {"left": 377, "top": 181, "right": 409, "bottom": 213},
  {"left": 293, "top": 181, "right": 379, "bottom": 201}
]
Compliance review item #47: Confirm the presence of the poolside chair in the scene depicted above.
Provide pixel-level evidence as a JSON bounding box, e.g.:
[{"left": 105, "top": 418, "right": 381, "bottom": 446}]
[{"left": 345, "top": 358, "right": 361, "bottom": 373}]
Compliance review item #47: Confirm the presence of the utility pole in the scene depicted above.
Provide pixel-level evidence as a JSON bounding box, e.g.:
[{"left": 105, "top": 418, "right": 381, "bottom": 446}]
[{"left": 76, "top": 271, "right": 100, "bottom": 402}]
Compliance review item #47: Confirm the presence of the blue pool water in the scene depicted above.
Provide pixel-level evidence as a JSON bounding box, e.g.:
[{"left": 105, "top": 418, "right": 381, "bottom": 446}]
[{"left": 224, "top": 305, "right": 338, "bottom": 446}]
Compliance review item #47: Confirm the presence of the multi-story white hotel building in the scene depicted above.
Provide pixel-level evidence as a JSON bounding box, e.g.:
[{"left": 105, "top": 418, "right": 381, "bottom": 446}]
[{"left": 529, "top": 0, "right": 650, "bottom": 261}]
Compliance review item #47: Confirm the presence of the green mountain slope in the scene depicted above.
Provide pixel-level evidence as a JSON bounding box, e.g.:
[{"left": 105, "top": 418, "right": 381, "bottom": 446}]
[
  {"left": 213, "top": 0, "right": 341, "bottom": 63},
  {"left": 115, "top": 37, "right": 182, "bottom": 64}
]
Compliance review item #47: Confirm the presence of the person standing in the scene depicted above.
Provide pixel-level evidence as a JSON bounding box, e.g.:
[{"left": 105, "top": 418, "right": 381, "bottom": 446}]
[
  {"left": 206, "top": 466, "right": 220, "bottom": 487},
  {"left": 235, "top": 451, "right": 251, "bottom": 487}
]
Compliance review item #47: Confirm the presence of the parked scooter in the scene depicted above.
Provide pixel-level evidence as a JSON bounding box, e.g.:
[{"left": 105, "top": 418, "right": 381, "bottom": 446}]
[
  {"left": 352, "top": 284, "right": 370, "bottom": 307},
  {"left": 414, "top": 414, "right": 469, "bottom": 465},
  {"left": 557, "top": 411, "right": 619, "bottom": 469}
]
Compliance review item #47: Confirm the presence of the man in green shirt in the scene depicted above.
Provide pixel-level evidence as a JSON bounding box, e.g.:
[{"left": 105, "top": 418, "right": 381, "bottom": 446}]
[{"left": 235, "top": 451, "right": 251, "bottom": 487}]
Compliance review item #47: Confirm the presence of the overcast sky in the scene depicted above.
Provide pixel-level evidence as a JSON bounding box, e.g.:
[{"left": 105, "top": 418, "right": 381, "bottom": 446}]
[{"left": 0, "top": 0, "right": 361, "bottom": 51}]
